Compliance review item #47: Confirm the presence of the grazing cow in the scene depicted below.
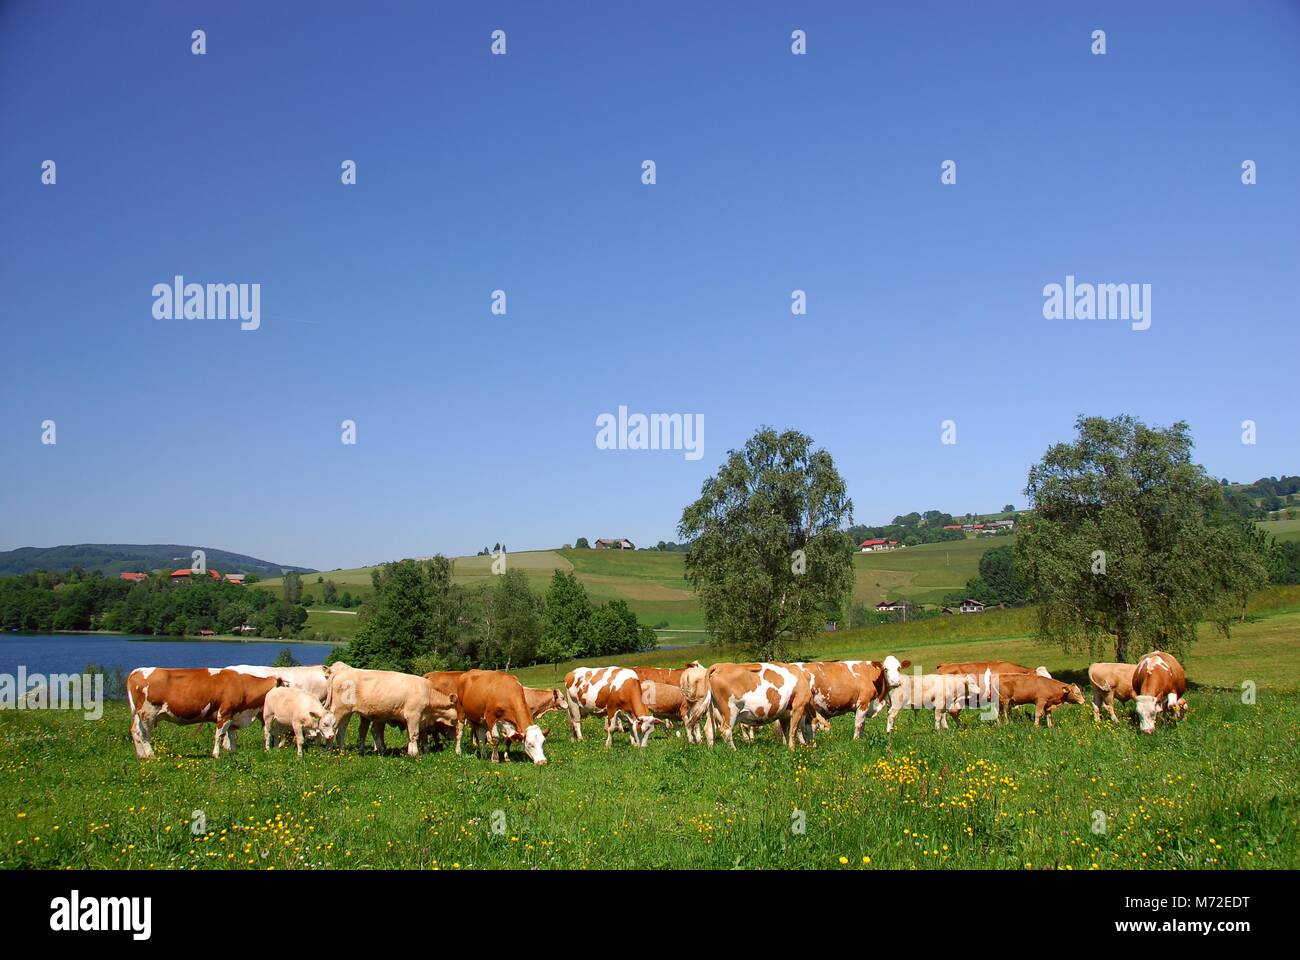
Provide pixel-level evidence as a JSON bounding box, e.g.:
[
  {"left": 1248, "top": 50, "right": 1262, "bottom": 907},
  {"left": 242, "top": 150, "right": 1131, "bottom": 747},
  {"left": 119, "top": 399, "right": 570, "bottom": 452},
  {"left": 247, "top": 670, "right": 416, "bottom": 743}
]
[
  {"left": 126, "top": 667, "right": 281, "bottom": 759},
  {"left": 262, "top": 686, "right": 337, "bottom": 756},
  {"left": 455, "top": 670, "right": 548, "bottom": 764},
  {"left": 1087, "top": 662, "right": 1139, "bottom": 722},
  {"left": 796, "top": 657, "right": 908, "bottom": 739},
  {"left": 1132, "top": 651, "right": 1188, "bottom": 734},
  {"left": 523, "top": 686, "right": 567, "bottom": 721},
  {"left": 885, "top": 672, "right": 982, "bottom": 733},
  {"left": 993, "top": 674, "right": 1085, "bottom": 727},
  {"left": 705, "top": 662, "right": 813, "bottom": 750},
  {"left": 639, "top": 680, "right": 688, "bottom": 736},
  {"left": 227, "top": 664, "right": 331, "bottom": 702},
  {"left": 564, "top": 667, "right": 664, "bottom": 747},
  {"left": 326, "top": 665, "right": 457, "bottom": 757}
]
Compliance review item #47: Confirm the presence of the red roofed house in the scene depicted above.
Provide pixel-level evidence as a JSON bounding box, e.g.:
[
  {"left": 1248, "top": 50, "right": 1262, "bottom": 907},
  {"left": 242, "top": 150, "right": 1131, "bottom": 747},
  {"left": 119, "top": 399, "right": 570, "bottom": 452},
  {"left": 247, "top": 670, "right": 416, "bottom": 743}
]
[
  {"left": 860, "top": 539, "right": 900, "bottom": 552},
  {"left": 171, "top": 568, "right": 222, "bottom": 581},
  {"left": 119, "top": 572, "right": 149, "bottom": 582}
]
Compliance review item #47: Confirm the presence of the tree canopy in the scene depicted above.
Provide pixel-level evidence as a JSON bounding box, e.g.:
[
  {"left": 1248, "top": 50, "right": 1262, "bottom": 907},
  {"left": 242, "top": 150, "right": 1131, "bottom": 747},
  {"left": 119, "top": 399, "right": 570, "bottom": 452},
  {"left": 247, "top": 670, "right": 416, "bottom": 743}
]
[
  {"left": 678, "top": 427, "right": 854, "bottom": 659},
  {"left": 1015, "top": 415, "right": 1270, "bottom": 660}
]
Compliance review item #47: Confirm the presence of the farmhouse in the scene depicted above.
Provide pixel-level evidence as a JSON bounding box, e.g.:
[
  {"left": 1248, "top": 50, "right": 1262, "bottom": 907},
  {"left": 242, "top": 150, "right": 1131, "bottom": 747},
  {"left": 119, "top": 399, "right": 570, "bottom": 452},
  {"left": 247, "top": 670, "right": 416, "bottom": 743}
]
[
  {"left": 594, "top": 538, "right": 635, "bottom": 550},
  {"left": 958, "top": 598, "right": 986, "bottom": 614},
  {"left": 875, "top": 600, "right": 905, "bottom": 613},
  {"left": 860, "top": 538, "right": 900, "bottom": 552},
  {"left": 118, "top": 572, "right": 148, "bottom": 582},
  {"left": 170, "top": 568, "right": 222, "bottom": 582},
  {"left": 223, "top": 573, "right": 246, "bottom": 584}
]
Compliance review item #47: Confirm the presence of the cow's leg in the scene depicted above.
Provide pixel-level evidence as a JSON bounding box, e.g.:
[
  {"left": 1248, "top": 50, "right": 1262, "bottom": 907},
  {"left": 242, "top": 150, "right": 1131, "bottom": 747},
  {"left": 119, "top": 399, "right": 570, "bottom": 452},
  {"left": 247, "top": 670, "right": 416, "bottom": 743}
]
[
  {"left": 331, "top": 709, "right": 351, "bottom": 750},
  {"left": 1106, "top": 693, "right": 1120, "bottom": 723},
  {"left": 886, "top": 700, "right": 901, "bottom": 734},
  {"left": 563, "top": 693, "right": 584, "bottom": 741},
  {"left": 455, "top": 717, "right": 465, "bottom": 755},
  {"left": 853, "top": 705, "right": 870, "bottom": 740},
  {"left": 719, "top": 704, "right": 738, "bottom": 750},
  {"left": 1091, "top": 687, "right": 1103, "bottom": 722},
  {"left": 373, "top": 722, "right": 388, "bottom": 754},
  {"left": 213, "top": 718, "right": 231, "bottom": 758},
  {"left": 405, "top": 716, "right": 420, "bottom": 757},
  {"left": 603, "top": 712, "right": 616, "bottom": 749},
  {"left": 1033, "top": 704, "right": 1044, "bottom": 727},
  {"left": 293, "top": 721, "right": 306, "bottom": 757},
  {"left": 357, "top": 716, "right": 371, "bottom": 753},
  {"left": 263, "top": 715, "right": 273, "bottom": 752},
  {"left": 1044, "top": 703, "right": 1054, "bottom": 728},
  {"left": 130, "top": 704, "right": 157, "bottom": 759}
]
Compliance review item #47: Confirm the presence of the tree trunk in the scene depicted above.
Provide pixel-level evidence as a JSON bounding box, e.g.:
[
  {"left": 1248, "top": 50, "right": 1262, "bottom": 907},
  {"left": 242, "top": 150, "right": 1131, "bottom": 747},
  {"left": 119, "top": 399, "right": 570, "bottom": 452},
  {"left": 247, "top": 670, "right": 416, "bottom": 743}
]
[{"left": 1114, "top": 628, "right": 1129, "bottom": 663}]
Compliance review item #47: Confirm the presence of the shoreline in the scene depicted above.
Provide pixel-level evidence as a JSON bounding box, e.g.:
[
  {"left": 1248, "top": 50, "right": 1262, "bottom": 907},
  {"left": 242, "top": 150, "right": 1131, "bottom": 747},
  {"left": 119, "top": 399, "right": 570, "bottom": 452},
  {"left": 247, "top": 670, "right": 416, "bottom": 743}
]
[{"left": 2, "top": 629, "right": 343, "bottom": 646}]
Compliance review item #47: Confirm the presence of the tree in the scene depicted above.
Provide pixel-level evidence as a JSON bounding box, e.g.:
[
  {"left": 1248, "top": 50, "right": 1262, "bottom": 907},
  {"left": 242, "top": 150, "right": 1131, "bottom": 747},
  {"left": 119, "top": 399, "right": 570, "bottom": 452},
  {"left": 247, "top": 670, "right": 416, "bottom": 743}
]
[
  {"left": 678, "top": 427, "right": 854, "bottom": 659},
  {"left": 282, "top": 571, "right": 303, "bottom": 604},
  {"left": 1016, "top": 415, "right": 1270, "bottom": 661},
  {"left": 574, "top": 537, "right": 590, "bottom": 549},
  {"left": 1002, "top": 504, "right": 1015, "bottom": 514},
  {"left": 538, "top": 571, "right": 591, "bottom": 663},
  {"left": 978, "top": 545, "right": 1027, "bottom": 605},
  {"left": 322, "top": 579, "right": 339, "bottom": 604},
  {"left": 271, "top": 647, "right": 301, "bottom": 667}
]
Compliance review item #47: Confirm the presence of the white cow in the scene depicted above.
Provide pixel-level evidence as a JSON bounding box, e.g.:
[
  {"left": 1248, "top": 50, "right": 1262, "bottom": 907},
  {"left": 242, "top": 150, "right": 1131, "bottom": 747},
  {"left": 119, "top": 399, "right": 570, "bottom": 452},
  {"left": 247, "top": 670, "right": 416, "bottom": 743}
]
[
  {"left": 262, "top": 686, "right": 337, "bottom": 756},
  {"left": 886, "top": 671, "right": 984, "bottom": 732}
]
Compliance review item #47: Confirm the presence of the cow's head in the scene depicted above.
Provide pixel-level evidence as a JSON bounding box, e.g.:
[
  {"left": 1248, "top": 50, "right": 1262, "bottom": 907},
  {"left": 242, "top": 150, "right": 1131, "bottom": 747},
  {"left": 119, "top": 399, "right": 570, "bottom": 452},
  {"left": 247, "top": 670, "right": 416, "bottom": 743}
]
[
  {"left": 633, "top": 714, "right": 663, "bottom": 746},
  {"left": 1134, "top": 695, "right": 1160, "bottom": 734},
  {"left": 1064, "top": 683, "right": 1085, "bottom": 706},
  {"left": 881, "top": 656, "right": 909, "bottom": 690},
  {"left": 315, "top": 711, "right": 338, "bottom": 741},
  {"left": 520, "top": 724, "right": 547, "bottom": 765}
]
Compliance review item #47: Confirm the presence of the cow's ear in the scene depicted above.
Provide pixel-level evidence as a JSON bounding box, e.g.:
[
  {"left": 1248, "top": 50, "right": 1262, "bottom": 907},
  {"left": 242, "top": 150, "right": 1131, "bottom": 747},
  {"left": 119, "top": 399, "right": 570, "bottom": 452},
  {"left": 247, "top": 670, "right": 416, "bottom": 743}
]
[
  {"left": 899, "top": 660, "right": 912, "bottom": 670},
  {"left": 541, "top": 727, "right": 550, "bottom": 738}
]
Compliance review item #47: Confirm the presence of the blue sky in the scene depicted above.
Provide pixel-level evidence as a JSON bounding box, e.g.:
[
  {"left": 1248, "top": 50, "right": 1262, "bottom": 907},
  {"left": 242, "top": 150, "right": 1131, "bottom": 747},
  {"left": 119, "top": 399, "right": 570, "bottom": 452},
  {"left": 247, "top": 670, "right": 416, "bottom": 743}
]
[{"left": 2, "top": 1, "right": 1297, "bottom": 570}]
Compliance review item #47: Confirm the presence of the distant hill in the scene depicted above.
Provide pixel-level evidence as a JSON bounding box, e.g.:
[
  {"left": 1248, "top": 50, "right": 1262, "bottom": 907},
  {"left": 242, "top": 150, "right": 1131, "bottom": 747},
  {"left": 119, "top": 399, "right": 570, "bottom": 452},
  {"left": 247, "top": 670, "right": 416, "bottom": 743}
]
[{"left": 0, "top": 544, "right": 315, "bottom": 578}]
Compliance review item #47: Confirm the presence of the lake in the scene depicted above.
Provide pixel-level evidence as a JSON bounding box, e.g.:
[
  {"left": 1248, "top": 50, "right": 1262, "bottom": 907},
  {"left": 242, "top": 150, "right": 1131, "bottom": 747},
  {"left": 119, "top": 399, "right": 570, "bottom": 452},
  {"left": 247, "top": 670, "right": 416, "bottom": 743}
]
[{"left": 0, "top": 633, "right": 334, "bottom": 678}]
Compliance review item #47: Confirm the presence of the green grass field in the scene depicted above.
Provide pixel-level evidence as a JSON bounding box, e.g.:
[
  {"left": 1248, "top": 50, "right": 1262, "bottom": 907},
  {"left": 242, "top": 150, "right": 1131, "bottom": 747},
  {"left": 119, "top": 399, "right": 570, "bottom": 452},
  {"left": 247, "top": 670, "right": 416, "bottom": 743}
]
[{"left": 3, "top": 592, "right": 1298, "bottom": 870}]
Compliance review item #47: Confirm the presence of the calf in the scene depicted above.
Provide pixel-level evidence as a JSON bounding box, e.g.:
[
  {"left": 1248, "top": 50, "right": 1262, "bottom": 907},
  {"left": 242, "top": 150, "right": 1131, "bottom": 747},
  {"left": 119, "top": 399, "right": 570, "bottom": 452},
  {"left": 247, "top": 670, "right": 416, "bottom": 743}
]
[
  {"left": 564, "top": 667, "right": 664, "bottom": 747},
  {"left": 455, "top": 670, "right": 548, "bottom": 764},
  {"left": 886, "top": 672, "right": 982, "bottom": 733},
  {"left": 1132, "top": 651, "right": 1188, "bottom": 734},
  {"left": 797, "top": 657, "right": 908, "bottom": 739},
  {"left": 326, "top": 665, "right": 457, "bottom": 757},
  {"left": 262, "top": 686, "right": 337, "bottom": 756},
  {"left": 127, "top": 667, "right": 280, "bottom": 759},
  {"left": 1087, "top": 662, "right": 1138, "bottom": 723},
  {"left": 639, "top": 680, "right": 688, "bottom": 737},
  {"left": 705, "top": 662, "right": 812, "bottom": 750},
  {"left": 994, "top": 674, "right": 1085, "bottom": 727}
]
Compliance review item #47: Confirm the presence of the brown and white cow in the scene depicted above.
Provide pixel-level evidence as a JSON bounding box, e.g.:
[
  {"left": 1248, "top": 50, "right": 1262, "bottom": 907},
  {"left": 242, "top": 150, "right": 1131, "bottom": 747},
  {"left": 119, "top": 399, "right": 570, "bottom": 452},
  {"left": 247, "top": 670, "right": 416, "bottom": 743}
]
[
  {"left": 1132, "top": 651, "right": 1188, "bottom": 734},
  {"left": 326, "top": 665, "right": 457, "bottom": 757},
  {"left": 455, "top": 670, "right": 548, "bottom": 764},
  {"left": 992, "top": 673, "right": 1085, "bottom": 726},
  {"left": 262, "top": 686, "right": 337, "bottom": 756},
  {"left": 796, "top": 657, "right": 908, "bottom": 739},
  {"left": 1087, "top": 662, "right": 1138, "bottom": 723},
  {"left": 885, "top": 671, "right": 982, "bottom": 733},
  {"left": 678, "top": 661, "right": 712, "bottom": 743},
  {"left": 127, "top": 667, "right": 281, "bottom": 759},
  {"left": 564, "top": 667, "right": 664, "bottom": 747},
  {"left": 705, "top": 662, "right": 813, "bottom": 750}
]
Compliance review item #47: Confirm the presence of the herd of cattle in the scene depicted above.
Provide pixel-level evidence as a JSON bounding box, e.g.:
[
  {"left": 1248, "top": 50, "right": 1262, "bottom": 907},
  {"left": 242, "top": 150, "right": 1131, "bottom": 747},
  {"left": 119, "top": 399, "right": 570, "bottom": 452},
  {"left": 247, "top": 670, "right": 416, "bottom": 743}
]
[{"left": 123, "top": 648, "right": 1190, "bottom": 764}]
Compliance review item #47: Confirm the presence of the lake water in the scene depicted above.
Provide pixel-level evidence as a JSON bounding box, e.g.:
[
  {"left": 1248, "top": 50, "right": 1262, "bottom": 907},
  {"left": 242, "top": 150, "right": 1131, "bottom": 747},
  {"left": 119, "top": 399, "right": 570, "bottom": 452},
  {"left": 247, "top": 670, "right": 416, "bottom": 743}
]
[{"left": 0, "top": 633, "right": 334, "bottom": 677}]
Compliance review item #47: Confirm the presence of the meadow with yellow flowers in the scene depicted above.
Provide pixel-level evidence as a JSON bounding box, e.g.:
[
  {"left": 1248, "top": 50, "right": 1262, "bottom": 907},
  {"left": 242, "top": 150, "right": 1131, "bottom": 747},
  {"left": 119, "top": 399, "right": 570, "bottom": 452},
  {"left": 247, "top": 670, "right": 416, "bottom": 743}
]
[{"left": 1, "top": 682, "right": 1295, "bottom": 870}]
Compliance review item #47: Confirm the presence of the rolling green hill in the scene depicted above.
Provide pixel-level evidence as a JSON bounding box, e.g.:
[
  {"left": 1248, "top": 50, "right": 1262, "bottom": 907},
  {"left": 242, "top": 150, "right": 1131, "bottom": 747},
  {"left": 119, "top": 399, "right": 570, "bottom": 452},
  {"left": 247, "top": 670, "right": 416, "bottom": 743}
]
[{"left": 0, "top": 543, "right": 314, "bottom": 578}]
